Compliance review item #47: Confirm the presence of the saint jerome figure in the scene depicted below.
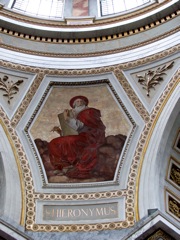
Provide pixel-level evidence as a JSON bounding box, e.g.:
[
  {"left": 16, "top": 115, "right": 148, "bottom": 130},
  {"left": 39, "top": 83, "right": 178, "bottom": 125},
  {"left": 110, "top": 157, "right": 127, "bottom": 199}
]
[{"left": 48, "top": 96, "right": 106, "bottom": 179}]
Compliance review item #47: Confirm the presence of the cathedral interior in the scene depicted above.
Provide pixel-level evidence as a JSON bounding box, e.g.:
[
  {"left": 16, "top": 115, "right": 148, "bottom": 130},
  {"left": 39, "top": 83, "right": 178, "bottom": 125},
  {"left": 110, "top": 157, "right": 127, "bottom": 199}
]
[{"left": 0, "top": 0, "right": 179, "bottom": 239}]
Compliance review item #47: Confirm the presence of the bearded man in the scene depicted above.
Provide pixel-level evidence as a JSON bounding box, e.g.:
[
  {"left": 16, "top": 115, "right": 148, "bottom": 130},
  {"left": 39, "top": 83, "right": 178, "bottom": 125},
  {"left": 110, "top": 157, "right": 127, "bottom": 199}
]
[{"left": 48, "top": 96, "right": 106, "bottom": 179}]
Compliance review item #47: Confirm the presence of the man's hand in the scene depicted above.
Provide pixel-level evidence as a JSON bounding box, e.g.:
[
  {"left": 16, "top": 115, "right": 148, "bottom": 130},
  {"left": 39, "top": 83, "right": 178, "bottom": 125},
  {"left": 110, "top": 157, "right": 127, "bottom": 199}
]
[
  {"left": 63, "top": 109, "right": 69, "bottom": 120},
  {"left": 51, "top": 126, "right": 62, "bottom": 136}
]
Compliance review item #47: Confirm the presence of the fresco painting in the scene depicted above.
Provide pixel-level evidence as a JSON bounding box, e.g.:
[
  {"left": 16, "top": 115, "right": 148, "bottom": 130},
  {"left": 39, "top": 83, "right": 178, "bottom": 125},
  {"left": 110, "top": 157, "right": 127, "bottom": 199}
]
[{"left": 30, "top": 85, "right": 131, "bottom": 183}]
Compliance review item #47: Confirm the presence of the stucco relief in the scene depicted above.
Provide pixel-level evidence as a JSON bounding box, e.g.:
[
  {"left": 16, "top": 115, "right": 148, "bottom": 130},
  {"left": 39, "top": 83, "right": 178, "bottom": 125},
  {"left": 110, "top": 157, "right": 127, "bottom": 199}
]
[
  {"left": 147, "top": 229, "right": 173, "bottom": 240},
  {"left": 136, "top": 61, "right": 174, "bottom": 97},
  {"left": 166, "top": 190, "right": 180, "bottom": 221},
  {"left": 170, "top": 163, "right": 180, "bottom": 187},
  {"left": 168, "top": 195, "right": 180, "bottom": 219},
  {"left": 0, "top": 74, "right": 24, "bottom": 104},
  {"left": 0, "top": 72, "right": 26, "bottom": 105}
]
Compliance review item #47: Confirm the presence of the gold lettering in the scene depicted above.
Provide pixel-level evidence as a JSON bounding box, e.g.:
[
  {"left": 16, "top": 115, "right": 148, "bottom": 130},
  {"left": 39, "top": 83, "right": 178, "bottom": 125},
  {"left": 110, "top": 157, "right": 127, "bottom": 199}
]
[
  {"left": 109, "top": 207, "right": 117, "bottom": 216},
  {"left": 68, "top": 209, "right": 74, "bottom": 218},
  {"left": 51, "top": 208, "right": 54, "bottom": 218},
  {"left": 73, "top": 209, "right": 81, "bottom": 217},
  {"left": 43, "top": 204, "right": 117, "bottom": 220},
  {"left": 96, "top": 208, "right": 104, "bottom": 216},
  {"left": 104, "top": 207, "right": 110, "bottom": 216},
  {"left": 89, "top": 208, "right": 95, "bottom": 216},
  {"left": 43, "top": 208, "right": 52, "bottom": 219},
  {"left": 62, "top": 209, "right": 67, "bottom": 218},
  {"left": 62, "top": 209, "right": 64, "bottom": 217},
  {"left": 55, "top": 209, "right": 58, "bottom": 218},
  {"left": 81, "top": 208, "right": 88, "bottom": 216},
  {"left": 58, "top": 209, "right": 62, "bottom": 218}
]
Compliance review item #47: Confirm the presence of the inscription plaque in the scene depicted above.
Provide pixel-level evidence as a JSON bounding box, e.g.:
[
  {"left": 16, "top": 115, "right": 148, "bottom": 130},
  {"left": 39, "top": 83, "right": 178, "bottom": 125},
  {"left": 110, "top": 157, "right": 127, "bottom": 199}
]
[{"left": 43, "top": 203, "right": 118, "bottom": 221}]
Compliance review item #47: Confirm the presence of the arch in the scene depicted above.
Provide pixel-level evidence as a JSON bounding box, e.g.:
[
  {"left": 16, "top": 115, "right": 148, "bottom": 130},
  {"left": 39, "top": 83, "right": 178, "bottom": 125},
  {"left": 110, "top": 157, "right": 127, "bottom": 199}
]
[
  {"left": 138, "top": 84, "right": 180, "bottom": 219},
  {"left": 0, "top": 122, "right": 23, "bottom": 224}
]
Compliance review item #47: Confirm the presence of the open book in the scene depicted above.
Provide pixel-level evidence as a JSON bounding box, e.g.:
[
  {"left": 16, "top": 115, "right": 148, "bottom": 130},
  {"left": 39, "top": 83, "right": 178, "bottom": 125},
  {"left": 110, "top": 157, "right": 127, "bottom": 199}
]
[{"left": 58, "top": 112, "right": 78, "bottom": 136}]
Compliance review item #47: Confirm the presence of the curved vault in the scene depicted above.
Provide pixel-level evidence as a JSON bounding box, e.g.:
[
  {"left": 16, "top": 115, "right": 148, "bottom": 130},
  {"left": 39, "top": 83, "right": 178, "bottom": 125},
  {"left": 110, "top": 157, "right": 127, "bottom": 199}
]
[{"left": 0, "top": 0, "right": 179, "bottom": 239}]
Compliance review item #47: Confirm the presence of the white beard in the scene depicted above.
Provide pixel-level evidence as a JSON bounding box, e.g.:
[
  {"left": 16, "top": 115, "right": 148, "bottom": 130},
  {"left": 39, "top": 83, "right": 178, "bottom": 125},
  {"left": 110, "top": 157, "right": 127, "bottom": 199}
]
[{"left": 73, "top": 105, "right": 87, "bottom": 117}]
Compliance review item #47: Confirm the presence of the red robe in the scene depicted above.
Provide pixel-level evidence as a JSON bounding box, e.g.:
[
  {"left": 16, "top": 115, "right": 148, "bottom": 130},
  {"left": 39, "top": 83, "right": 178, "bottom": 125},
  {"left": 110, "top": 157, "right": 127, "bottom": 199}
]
[{"left": 48, "top": 108, "right": 106, "bottom": 178}]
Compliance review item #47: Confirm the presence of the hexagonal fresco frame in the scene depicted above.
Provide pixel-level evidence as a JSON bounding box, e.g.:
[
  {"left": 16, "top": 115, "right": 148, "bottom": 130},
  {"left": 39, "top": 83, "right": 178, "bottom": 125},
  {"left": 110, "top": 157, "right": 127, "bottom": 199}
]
[
  {"left": 16, "top": 76, "right": 139, "bottom": 231},
  {"left": 24, "top": 79, "right": 135, "bottom": 188},
  {"left": 0, "top": 46, "right": 179, "bottom": 232}
]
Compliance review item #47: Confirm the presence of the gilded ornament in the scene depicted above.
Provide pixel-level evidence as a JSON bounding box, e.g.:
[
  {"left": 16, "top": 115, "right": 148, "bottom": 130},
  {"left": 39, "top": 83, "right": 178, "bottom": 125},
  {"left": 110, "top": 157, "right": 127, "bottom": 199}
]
[
  {"left": 169, "top": 196, "right": 180, "bottom": 219},
  {"left": 147, "top": 229, "right": 172, "bottom": 240},
  {"left": 170, "top": 164, "right": 180, "bottom": 186},
  {"left": 0, "top": 75, "right": 24, "bottom": 104},
  {"left": 136, "top": 61, "right": 174, "bottom": 96}
]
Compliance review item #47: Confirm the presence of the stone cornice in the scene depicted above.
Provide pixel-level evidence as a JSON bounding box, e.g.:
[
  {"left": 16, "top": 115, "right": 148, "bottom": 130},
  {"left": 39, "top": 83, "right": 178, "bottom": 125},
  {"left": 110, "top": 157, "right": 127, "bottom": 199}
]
[
  {"left": 0, "top": 12, "right": 179, "bottom": 55},
  {"left": 0, "top": 0, "right": 179, "bottom": 39},
  {"left": 0, "top": 27, "right": 179, "bottom": 58}
]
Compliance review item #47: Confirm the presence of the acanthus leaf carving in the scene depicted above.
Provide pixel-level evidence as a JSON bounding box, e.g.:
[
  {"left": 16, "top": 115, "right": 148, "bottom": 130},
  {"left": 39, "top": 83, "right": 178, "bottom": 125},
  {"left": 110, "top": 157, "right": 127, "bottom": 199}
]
[
  {"left": 136, "top": 61, "right": 174, "bottom": 97},
  {"left": 0, "top": 75, "right": 24, "bottom": 104}
]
